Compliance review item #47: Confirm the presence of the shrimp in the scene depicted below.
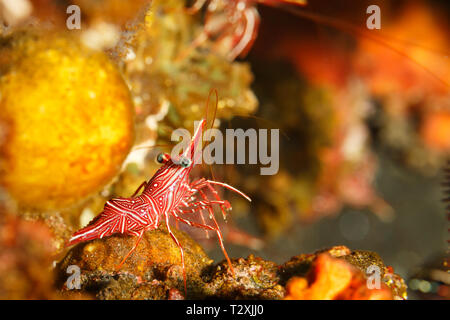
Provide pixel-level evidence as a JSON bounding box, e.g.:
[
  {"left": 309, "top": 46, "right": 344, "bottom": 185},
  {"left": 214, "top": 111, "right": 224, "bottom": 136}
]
[
  {"left": 67, "top": 92, "right": 251, "bottom": 294},
  {"left": 185, "top": 0, "right": 306, "bottom": 60}
]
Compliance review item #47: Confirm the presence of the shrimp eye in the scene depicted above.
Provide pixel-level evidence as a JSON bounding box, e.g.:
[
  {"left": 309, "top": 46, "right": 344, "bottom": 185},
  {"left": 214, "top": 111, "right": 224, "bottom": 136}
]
[
  {"left": 179, "top": 156, "right": 192, "bottom": 168},
  {"left": 156, "top": 153, "right": 170, "bottom": 164}
]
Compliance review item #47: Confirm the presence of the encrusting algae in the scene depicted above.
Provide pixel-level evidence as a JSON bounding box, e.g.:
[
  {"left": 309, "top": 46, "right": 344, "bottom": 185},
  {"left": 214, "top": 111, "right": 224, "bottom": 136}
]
[
  {"left": 281, "top": 246, "right": 407, "bottom": 300},
  {"left": 118, "top": 0, "right": 258, "bottom": 142},
  {"left": 284, "top": 254, "right": 393, "bottom": 300},
  {"left": 56, "top": 227, "right": 213, "bottom": 299},
  {"left": 56, "top": 240, "right": 406, "bottom": 300}
]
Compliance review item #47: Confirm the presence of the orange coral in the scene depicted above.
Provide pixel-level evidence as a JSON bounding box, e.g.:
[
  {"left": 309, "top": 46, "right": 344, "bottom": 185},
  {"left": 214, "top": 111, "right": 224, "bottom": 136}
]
[
  {"left": 420, "top": 110, "right": 450, "bottom": 151},
  {"left": 27, "top": 0, "right": 151, "bottom": 28},
  {"left": 284, "top": 253, "right": 393, "bottom": 300},
  {"left": 355, "top": 2, "right": 450, "bottom": 98},
  {"left": 0, "top": 215, "right": 59, "bottom": 299}
]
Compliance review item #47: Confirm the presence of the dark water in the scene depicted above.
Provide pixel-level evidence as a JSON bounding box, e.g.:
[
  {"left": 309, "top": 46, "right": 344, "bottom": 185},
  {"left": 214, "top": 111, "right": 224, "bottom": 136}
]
[
  {"left": 209, "top": 150, "right": 447, "bottom": 296},
  {"left": 207, "top": 0, "right": 448, "bottom": 298}
]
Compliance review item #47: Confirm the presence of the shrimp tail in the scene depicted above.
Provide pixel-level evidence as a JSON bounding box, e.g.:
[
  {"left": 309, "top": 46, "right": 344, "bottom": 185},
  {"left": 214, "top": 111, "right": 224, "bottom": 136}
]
[{"left": 66, "top": 211, "right": 121, "bottom": 247}]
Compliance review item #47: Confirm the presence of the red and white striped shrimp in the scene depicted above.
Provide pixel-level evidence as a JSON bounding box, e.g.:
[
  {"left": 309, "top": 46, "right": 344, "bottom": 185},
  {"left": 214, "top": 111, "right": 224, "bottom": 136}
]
[
  {"left": 185, "top": 0, "right": 306, "bottom": 60},
  {"left": 67, "top": 103, "right": 251, "bottom": 293}
]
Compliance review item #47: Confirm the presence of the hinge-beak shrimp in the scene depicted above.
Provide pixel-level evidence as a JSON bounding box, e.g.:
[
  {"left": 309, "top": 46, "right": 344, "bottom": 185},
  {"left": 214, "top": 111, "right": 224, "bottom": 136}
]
[
  {"left": 67, "top": 93, "right": 251, "bottom": 294},
  {"left": 184, "top": 0, "right": 307, "bottom": 60}
]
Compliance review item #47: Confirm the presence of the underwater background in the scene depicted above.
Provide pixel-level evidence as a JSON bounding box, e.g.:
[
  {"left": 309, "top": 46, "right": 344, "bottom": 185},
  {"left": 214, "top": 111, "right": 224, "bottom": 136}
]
[{"left": 0, "top": 0, "right": 448, "bottom": 300}]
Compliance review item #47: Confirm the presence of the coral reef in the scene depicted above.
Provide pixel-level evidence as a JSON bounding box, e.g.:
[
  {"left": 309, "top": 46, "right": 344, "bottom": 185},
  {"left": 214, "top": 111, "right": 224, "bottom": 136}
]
[
  {"left": 354, "top": 2, "right": 450, "bottom": 173},
  {"left": 56, "top": 228, "right": 280, "bottom": 300},
  {"left": 0, "top": 0, "right": 260, "bottom": 260},
  {"left": 2, "top": 0, "right": 151, "bottom": 31},
  {"left": 284, "top": 254, "right": 391, "bottom": 300},
  {"left": 407, "top": 253, "right": 450, "bottom": 300},
  {"left": 201, "top": 255, "right": 284, "bottom": 299},
  {"left": 230, "top": 61, "right": 391, "bottom": 238},
  {"left": 281, "top": 246, "right": 407, "bottom": 300},
  {"left": 20, "top": 211, "right": 73, "bottom": 255},
  {"left": 0, "top": 31, "right": 134, "bottom": 211},
  {"left": 56, "top": 231, "right": 405, "bottom": 300},
  {"left": 56, "top": 227, "right": 213, "bottom": 299},
  {"left": 0, "top": 0, "right": 442, "bottom": 302},
  {"left": 0, "top": 214, "right": 59, "bottom": 299},
  {"left": 118, "top": 0, "right": 257, "bottom": 141}
]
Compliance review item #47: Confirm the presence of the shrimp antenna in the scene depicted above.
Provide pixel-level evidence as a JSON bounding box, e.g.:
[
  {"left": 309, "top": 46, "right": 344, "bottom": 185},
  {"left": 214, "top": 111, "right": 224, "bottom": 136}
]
[
  {"left": 282, "top": 6, "right": 449, "bottom": 89},
  {"left": 205, "top": 88, "right": 219, "bottom": 133},
  {"left": 130, "top": 143, "right": 174, "bottom": 152},
  {"left": 203, "top": 88, "right": 219, "bottom": 181}
]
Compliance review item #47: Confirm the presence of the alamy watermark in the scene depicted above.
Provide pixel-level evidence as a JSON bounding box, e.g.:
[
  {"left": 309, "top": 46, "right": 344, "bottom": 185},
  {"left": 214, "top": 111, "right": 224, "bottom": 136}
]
[
  {"left": 366, "top": 265, "right": 381, "bottom": 289},
  {"left": 170, "top": 121, "right": 279, "bottom": 176},
  {"left": 366, "top": 5, "right": 381, "bottom": 30},
  {"left": 66, "top": 4, "right": 81, "bottom": 30},
  {"left": 66, "top": 265, "right": 81, "bottom": 290}
]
